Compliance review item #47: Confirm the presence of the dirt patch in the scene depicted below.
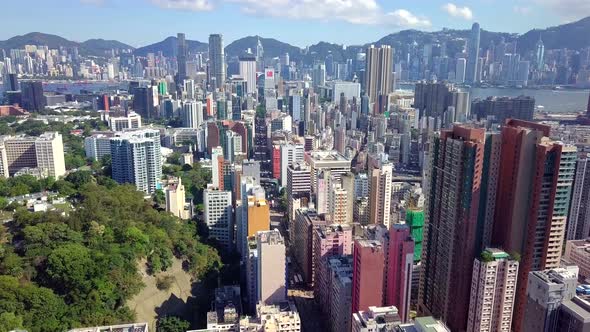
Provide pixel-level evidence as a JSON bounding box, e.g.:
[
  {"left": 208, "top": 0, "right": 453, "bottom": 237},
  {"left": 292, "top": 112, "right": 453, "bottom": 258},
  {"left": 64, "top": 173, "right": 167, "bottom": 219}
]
[{"left": 127, "top": 258, "right": 194, "bottom": 329}]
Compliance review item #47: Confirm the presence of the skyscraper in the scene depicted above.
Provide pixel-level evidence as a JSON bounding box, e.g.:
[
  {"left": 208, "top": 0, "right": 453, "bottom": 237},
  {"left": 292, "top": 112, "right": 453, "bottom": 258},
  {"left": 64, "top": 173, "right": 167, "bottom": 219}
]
[
  {"left": 110, "top": 129, "right": 162, "bottom": 194},
  {"left": 181, "top": 100, "right": 203, "bottom": 129},
  {"left": 177, "top": 33, "right": 188, "bottom": 80},
  {"left": 208, "top": 34, "right": 225, "bottom": 90},
  {"left": 466, "top": 248, "right": 519, "bottom": 332},
  {"left": 455, "top": 58, "right": 467, "bottom": 83},
  {"left": 239, "top": 55, "right": 257, "bottom": 95},
  {"left": 567, "top": 153, "right": 590, "bottom": 240},
  {"left": 287, "top": 162, "right": 311, "bottom": 241},
  {"left": 20, "top": 80, "right": 45, "bottom": 112},
  {"left": 471, "top": 96, "right": 535, "bottom": 123},
  {"left": 385, "top": 224, "right": 414, "bottom": 323},
  {"left": 364, "top": 45, "right": 393, "bottom": 107},
  {"left": 419, "top": 125, "right": 486, "bottom": 332},
  {"left": 466, "top": 23, "right": 481, "bottom": 84},
  {"left": 535, "top": 34, "right": 545, "bottom": 71},
  {"left": 492, "top": 119, "right": 577, "bottom": 332}
]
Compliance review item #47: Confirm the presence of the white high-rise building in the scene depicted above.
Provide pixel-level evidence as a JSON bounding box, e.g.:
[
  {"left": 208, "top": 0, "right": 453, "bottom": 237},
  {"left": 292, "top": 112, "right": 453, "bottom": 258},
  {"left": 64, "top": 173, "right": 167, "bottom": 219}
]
[
  {"left": 239, "top": 55, "right": 257, "bottom": 95},
  {"left": 369, "top": 163, "right": 393, "bottom": 227},
  {"left": 456, "top": 58, "right": 467, "bottom": 83},
  {"left": 181, "top": 100, "right": 203, "bottom": 129},
  {"left": 224, "top": 131, "right": 243, "bottom": 163},
  {"left": 84, "top": 133, "right": 113, "bottom": 161},
  {"left": 280, "top": 143, "right": 304, "bottom": 187},
  {"left": 466, "top": 248, "right": 519, "bottom": 332},
  {"left": 204, "top": 187, "right": 233, "bottom": 250},
  {"left": 110, "top": 129, "right": 162, "bottom": 194},
  {"left": 0, "top": 131, "right": 66, "bottom": 178},
  {"left": 257, "top": 229, "right": 287, "bottom": 306},
  {"left": 108, "top": 112, "right": 142, "bottom": 131},
  {"left": 211, "top": 146, "right": 224, "bottom": 188}
]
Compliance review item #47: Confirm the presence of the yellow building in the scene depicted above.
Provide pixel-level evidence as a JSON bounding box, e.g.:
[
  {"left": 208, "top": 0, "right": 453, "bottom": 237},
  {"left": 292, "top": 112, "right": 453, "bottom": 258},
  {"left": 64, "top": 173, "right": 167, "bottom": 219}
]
[{"left": 247, "top": 196, "right": 270, "bottom": 237}]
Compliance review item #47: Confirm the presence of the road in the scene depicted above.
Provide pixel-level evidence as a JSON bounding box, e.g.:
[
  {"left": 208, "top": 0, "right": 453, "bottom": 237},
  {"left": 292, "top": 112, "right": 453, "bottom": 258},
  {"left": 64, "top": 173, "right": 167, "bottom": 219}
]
[{"left": 270, "top": 206, "right": 327, "bottom": 332}]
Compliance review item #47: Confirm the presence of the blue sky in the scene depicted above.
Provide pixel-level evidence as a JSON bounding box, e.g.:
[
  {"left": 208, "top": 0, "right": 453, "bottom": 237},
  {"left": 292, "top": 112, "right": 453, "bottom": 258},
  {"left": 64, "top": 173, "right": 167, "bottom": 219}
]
[{"left": 2, "top": 0, "right": 589, "bottom": 47}]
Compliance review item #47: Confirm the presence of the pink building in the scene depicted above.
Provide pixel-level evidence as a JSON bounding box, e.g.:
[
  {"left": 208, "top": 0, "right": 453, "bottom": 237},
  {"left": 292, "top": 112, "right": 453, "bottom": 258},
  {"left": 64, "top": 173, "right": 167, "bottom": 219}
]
[
  {"left": 352, "top": 239, "right": 385, "bottom": 313},
  {"left": 313, "top": 224, "right": 353, "bottom": 294},
  {"left": 385, "top": 224, "right": 414, "bottom": 323}
]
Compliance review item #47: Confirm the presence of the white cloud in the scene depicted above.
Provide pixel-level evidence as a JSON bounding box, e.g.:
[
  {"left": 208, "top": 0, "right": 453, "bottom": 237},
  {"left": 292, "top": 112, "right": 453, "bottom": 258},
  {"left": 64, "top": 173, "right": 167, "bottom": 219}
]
[
  {"left": 384, "top": 9, "right": 432, "bottom": 28},
  {"left": 150, "top": 0, "right": 431, "bottom": 28},
  {"left": 513, "top": 6, "right": 532, "bottom": 15},
  {"left": 533, "top": 0, "right": 590, "bottom": 20},
  {"left": 150, "top": 0, "right": 214, "bottom": 11},
  {"left": 442, "top": 3, "right": 473, "bottom": 20}
]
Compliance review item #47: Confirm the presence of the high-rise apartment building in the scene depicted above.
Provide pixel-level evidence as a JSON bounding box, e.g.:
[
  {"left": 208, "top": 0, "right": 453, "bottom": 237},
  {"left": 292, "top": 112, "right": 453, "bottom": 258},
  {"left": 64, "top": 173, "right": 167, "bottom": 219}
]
[
  {"left": 419, "top": 125, "right": 486, "bottom": 332},
  {"left": 110, "top": 129, "right": 162, "bottom": 194},
  {"left": 208, "top": 34, "right": 225, "bottom": 90},
  {"left": 84, "top": 133, "right": 114, "bottom": 161},
  {"left": 368, "top": 163, "right": 393, "bottom": 227},
  {"left": 413, "top": 81, "right": 470, "bottom": 123},
  {"left": 385, "top": 224, "right": 414, "bottom": 323},
  {"left": 293, "top": 208, "right": 326, "bottom": 285},
  {"left": 181, "top": 100, "right": 203, "bottom": 129},
  {"left": 204, "top": 187, "right": 233, "bottom": 250},
  {"left": 567, "top": 153, "right": 590, "bottom": 240},
  {"left": 364, "top": 45, "right": 393, "bottom": 107},
  {"left": 313, "top": 224, "right": 352, "bottom": 291},
  {"left": 177, "top": 32, "right": 188, "bottom": 80},
  {"left": 471, "top": 96, "right": 535, "bottom": 123},
  {"left": 352, "top": 239, "right": 385, "bottom": 313},
  {"left": 523, "top": 267, "right": 579, "bottom": 332},
  {"left": 466, "top": 248, "right": 519, "bottom": 332},
  {"left": 257, "top": 230, "right": 287, "bottom": 306},
  {"left": 466, "top": 23, "right": 481, "bottom": 84},
  {"left": 0, "top": 131, "right": 66, "bottom": 178},
  {"left": 492, "top": 120, "right": 577, "bottom": 332},
  {"left": 328, "top": 184, "right": 348, "bottom": 224}
]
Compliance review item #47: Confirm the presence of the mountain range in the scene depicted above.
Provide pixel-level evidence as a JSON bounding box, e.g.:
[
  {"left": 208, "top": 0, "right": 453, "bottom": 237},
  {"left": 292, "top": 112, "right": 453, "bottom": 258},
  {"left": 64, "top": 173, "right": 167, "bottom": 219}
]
[{"left": 1, "top": 16, "right": 590, "bottom": 62}]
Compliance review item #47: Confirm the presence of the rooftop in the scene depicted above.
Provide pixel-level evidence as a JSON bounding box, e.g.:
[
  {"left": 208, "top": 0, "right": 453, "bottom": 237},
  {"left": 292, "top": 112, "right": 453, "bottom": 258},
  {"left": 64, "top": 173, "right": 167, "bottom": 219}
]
[{"left": 68, "top": 322, "right": 148, "bottom": 332}]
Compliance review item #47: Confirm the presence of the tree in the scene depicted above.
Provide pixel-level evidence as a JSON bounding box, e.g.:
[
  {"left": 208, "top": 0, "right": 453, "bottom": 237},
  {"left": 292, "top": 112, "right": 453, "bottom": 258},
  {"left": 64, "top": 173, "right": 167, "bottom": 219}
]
[
  {"left": 0, "top": 312, "right": 24, "bottom": 332},
  {"left": 0, "top": 197, "right": 7, "bottom": 210},
  {"left": 156, "top": 316, "right": 190, "bottom": 332},
  {"left": 154, "top": 189, "right": 166, "bottom": 206}
]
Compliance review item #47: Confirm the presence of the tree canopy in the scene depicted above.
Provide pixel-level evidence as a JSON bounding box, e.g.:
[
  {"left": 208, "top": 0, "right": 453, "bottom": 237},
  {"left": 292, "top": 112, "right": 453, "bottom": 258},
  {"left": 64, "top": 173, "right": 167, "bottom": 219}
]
[{"left": 0, "top": 175, "right": 222, "bottom": 331}]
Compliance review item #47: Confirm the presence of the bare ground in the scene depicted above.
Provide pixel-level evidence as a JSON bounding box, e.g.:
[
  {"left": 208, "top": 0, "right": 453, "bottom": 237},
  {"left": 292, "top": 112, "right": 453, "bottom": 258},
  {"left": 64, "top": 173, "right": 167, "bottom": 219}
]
[{"left": 127, "top": 258, "right": 194, "bottom": 330}]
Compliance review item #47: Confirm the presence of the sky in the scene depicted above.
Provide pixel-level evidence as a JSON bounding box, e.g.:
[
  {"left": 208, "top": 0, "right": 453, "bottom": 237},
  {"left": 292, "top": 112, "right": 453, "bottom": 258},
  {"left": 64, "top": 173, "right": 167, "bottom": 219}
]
[{"left": 2, "top": 0, "right": 590, "bottom": 48}]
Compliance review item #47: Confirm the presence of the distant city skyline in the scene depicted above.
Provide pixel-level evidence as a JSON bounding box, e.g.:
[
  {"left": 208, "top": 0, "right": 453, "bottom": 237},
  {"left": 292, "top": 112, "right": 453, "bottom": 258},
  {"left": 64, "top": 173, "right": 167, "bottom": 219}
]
[{"left": 1, "top": 0, "right": 589, "bottom": 47}]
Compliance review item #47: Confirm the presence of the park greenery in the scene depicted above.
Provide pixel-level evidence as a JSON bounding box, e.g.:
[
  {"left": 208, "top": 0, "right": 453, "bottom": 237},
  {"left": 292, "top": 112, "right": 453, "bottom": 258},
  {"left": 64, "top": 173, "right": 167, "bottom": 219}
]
[
  {"left": 163, "top": 153, "right": 212, "bottom": 207},
  {"left": 0, "top": 171, "right": 222, "bottom": 332}
]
